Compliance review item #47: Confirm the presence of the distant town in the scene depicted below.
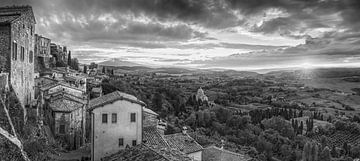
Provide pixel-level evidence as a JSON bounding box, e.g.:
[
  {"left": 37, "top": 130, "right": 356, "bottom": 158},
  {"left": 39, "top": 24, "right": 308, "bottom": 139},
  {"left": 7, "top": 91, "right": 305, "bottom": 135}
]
[{"left": 1, "top": 5, "right": 360, "bottom": 161}]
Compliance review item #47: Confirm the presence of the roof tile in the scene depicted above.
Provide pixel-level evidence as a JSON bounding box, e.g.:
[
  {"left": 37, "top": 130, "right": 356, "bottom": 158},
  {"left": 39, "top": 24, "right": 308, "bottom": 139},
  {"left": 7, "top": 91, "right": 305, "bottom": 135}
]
[
  {"left": 88, "top": 91, "right": 145, "bottom": 111},
  {"left": 164, "top": 133, "right": 203, "bottom": 154}
]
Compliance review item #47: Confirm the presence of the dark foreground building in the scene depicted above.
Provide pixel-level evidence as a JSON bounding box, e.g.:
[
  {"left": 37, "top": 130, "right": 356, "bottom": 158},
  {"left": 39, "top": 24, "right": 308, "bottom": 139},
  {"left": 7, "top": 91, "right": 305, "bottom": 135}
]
[{"left": 0, "top": 5, "right": 36, "bottom": 106}]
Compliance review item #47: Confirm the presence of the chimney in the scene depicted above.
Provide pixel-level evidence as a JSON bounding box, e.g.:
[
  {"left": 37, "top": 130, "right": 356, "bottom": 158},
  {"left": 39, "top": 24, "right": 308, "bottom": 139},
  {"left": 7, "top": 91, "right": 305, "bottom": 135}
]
[
  {"left": 182, "top": 126, "right": 188, "bottom": 135},
  {"left": 220, "top": 139, "right": 225, "bottom": 150},
  {"left": 157, "top": 119, "right": 166, "bottom": 135}
]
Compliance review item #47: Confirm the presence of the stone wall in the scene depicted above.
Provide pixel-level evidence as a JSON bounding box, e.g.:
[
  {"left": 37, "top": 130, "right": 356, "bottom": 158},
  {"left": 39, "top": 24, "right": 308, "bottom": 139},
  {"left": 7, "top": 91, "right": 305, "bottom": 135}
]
[
  {"left": 10, "top": 11, "right": 35, "bottom": 106},
  {"left": 0, "top": 24, "right": 11, "bottom": 73}
]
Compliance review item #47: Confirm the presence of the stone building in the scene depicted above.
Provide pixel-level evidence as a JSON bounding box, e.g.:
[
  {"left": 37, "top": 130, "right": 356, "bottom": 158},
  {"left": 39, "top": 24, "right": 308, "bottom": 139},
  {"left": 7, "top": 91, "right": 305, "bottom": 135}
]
[
  {"left": 0, "top": 6, "right": 36, "bottom": 106},
  {"left": 143, "top": 107, "right": 159, "bottom": 127},
  {"left": 88, "top": 91, "right": 145, "bottom": 161},
  {"left": 196, "top": 87, "right": 208, "bottom": 103},
  {"left": 34, "top": 34, "right": 51, "bottom": 70},
  {"left": 45, "top": 94, "right": 87, "bottom": 150}
]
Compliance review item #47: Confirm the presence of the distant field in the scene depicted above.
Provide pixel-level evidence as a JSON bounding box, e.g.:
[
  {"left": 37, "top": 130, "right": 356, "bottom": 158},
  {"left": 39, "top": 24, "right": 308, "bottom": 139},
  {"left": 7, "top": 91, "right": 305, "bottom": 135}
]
[{"left": 301, "top": 78, "right": 360, "bottom": 93}]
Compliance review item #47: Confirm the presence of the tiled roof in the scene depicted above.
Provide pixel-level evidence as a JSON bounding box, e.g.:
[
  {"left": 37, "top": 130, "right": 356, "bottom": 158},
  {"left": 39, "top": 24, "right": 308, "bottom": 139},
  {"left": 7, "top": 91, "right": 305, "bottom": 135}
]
[
  {"left": 47, "top": 91, "right": 87, "bottom": 104},
  {"left": 0, "top": 6, "right": 34, "bottom": 23},
  {"left": 143, "top": 126, "right": 169, "bottom": 148},
  {"left": 49, "top": 97, "right": 84, "bottom": 112},
  {"left": 88, "top": 91, "right": 145, "bottom": 111},
  {"left": 202, "top": 146, "right": 252, "bottom": 161},
  {"left": 143, "top": 107, "right": 158, "bottom": 116},
  {"left": 91, "top": 87, "right": 102, "bottom": 93},
  {"left": 40, "top": 82, "right": 84, "bottom": 92},
  {"left": 0, "top": 14, "right": 20, "bottom": 23},
  {"left": 164, "top": 133, "right": 203, "bottom": 154},
  {"left": 102, "top": 144, "right": 192, "bottom": 161}
]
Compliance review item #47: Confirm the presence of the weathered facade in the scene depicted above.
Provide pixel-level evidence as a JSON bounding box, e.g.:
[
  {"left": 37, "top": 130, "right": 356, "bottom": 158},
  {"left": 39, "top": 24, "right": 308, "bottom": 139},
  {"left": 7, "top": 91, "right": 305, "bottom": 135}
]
[
  {"left": 88, "top": 91, "right": 145, "bottom": 161},
  {"left": 143, "top": 107, "right": 159, "bottom": 127},
  {"left": 34, "top": 34, "right": 51, "bottom": 70},
  {"left": 45, "top": 94, "right": 87, "bottom": 150},
  {"left": 0, "top": 6, "right": 36, "bottom": 106}
]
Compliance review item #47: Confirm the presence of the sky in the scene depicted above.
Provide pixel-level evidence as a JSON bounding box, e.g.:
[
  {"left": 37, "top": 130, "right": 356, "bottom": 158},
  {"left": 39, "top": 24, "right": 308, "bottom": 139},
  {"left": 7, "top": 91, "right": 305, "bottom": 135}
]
[{"left": 2, "top": 0, "right": 360, "bottom": 71}]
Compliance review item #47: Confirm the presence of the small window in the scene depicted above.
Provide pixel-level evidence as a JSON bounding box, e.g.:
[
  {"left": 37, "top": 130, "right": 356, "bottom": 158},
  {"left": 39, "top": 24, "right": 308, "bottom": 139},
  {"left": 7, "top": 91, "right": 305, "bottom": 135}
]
[
  {"left": 20, "top": 46, "right": 25, "bottom": 61},
  {"left": 119, "top": 138, "right": 124, "bottom": 147},
  {"left": 112, "top": 113, "right": 117, "bottom": 123},
  {"left": 130, "top": 113, "right": 136, "bottom": 122},
  {"left": 102, "top": 114, "right": 108, "bottom": 123},
  {"left": 29, "top": 51, "right": 33, "bottom": 63},
  {"left": 132, "top": 140, "right": 137, "bottom": 146},
  {"left": 59, "top": 124, "right": 65, "bottom": 134},
  {"left": 12, "top": 42, "right": 17, "bottom": 60}
]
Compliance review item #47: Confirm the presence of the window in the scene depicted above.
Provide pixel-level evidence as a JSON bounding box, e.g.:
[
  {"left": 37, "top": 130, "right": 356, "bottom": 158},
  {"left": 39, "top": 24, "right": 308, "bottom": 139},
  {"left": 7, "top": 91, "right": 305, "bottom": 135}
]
[
  {"left": 112, "top": 113, "right": 117, "bottom": 123},
  {"left": 130, "top": 113, "right": 136, "bottom": 122},
  {"left": 29, "top": 51, "right": 33, "bottom": 63},
  {"left": 20, "top": 46, "right": 25, "bottom": 61},
  {"left": 119, "top": 138, "right": 124, "bottom": 147},
  {"left": 59, "top": 124, "right": 65, "bottom": 134},
  {"left": 12, "top": 42, "right": 17, "bottom": 60},
  {"left": 102, "top": 114, "right": 108, "bottom": 123},
  {"left": 132, "top": 140, "right": 137, "bottom": 146}
]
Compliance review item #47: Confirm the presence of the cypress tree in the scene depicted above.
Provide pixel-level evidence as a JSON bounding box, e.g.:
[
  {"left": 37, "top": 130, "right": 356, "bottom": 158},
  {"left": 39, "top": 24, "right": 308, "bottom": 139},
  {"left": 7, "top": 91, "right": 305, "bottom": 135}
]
[
  {"left": 68, "top": 51, "right": 71, "bottom": 66},
  {"left": 83, "top": 65, "right": 87, "bottom": 73}
]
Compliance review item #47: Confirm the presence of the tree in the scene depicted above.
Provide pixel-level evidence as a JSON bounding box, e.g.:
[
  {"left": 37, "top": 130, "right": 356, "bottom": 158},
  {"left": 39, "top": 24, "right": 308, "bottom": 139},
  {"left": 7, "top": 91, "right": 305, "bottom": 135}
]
[
  {"left": 89, "top": 62, "right": 98, "bottom": 69},
  {"left": 261, "top": 116, "right": 295, "bottom": 139},
  {"left": 102, "top": 66, "right": 106, "bottom": 73},
  {"left": 152, "top": 93, "right": 163, "bottom": 112},
  {"left": 70, "top": 58, "right": 79, "bottom": 70},
  {"left": 83, "top": 65, "right": 87, "bottom": 74},
  {"left": 320, "top": 146, "right": 331, "bottom": 161},
  {"left": 331, "top": 146, "right": 338, "bottom": 158},
  {"left": 67, "top": 51, "right": 71, "bottom": 66}
]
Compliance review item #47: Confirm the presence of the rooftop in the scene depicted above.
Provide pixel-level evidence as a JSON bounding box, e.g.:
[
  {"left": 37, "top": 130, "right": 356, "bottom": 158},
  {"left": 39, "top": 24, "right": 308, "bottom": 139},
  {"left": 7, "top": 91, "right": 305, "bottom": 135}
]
[
  {"left": 88, "top": 91, "right": 145, "bottom": 111},
  {"left": 0, "top": 6, "right": 34, "bottom": 24},
  {"left": 143, "top": 126, "right": 169, "bottom": 148},
  {"left": 102, "top": 144, "right": 192, "bottom": 161},
  {"left": 163, "top": 133, "right": 203, "bottom": 154},
  {"left": 48, "top": 97, "right": 84, "bottom": 112},
  {"left": 91, "top": 87, "right": 102, "bottom": 93},
  {"left": 143, "top": 107, "right": 158, "bottom": 116},
  {"left": 202, "top": 145, "right": 252, "bottom": 161}
]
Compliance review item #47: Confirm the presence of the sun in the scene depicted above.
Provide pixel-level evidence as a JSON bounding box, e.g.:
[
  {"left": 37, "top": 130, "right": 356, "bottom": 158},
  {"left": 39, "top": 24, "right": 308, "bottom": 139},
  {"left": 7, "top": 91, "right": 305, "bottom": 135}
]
[{"left": 300, "top": 62, "right": 313, "bottom": 69}]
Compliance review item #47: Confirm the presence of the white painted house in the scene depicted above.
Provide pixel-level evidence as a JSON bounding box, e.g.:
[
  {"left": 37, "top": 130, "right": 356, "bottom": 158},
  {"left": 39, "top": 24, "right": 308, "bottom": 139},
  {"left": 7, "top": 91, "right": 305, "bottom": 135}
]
[{"left": 88, "top": 91, "right": 145, "bottom": 161}]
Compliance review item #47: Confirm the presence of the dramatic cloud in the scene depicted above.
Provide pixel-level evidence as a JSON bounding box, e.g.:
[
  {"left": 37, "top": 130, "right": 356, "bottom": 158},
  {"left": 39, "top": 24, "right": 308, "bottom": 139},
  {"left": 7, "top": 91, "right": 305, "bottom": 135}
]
[{"left": 1, "top": 0, "right": 360, "bottom": 70}]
